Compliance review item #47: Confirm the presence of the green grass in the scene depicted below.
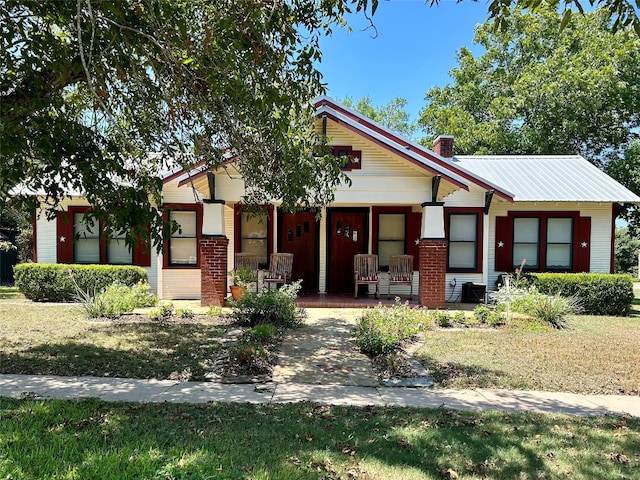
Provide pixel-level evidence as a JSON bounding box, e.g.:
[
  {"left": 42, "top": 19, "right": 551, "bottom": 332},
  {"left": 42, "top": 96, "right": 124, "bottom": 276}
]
[
  {"left": 0, "top": 398, "right": 638, "bottom": 480},
  {"left": 0, "top": 302, "right": 229, "bottom": 381},
  {"left": 0, "top": 285, "right": 23, "bottom": 299},
  {"left": 416, "top": 315, "right": 640, "bottom": 395}
]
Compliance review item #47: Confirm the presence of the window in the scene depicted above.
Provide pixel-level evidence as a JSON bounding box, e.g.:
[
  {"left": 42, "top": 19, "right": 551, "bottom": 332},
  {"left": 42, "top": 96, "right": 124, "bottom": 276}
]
[
  {"left": 448, "top": 213, "right": 478, "bottom": 271},
  {"left": 169, "top": 211, "right": 198, "bottom": 266},
  {"left": 240, "top": 212, "right": 268, "bottom": 267},
  {"left": 74, "top": 213, "right": 100, "bottom": 263},
  {"left": 377, "top": 213, "right": 405, "bottom": 268},
  {"left": 546, "top": 218, "right": 573, "bottom": 270},
  {"left": 513, "top": 217, "right": 540, "bottom": 269},
  {"left": 107, "top": 228, "right": 132, "bottom": 265}
]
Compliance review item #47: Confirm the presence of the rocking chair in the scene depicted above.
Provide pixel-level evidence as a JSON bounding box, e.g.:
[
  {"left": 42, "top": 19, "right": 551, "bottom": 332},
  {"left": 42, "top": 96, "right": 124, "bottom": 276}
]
[
  {"left": 264, "top": 253, "right": 294, "bottom": 290},
  {"left": 388, "top": 254, "right": 414, "bottom": 300},
  {"left": 354, "top": 254, "right": 380, "bottom": 299}
]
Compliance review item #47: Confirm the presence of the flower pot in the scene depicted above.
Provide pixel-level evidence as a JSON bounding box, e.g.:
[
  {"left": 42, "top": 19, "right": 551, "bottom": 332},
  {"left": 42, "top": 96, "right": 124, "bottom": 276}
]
[{"left": 230, "top": 285, "right": 246, "bottom": 300}]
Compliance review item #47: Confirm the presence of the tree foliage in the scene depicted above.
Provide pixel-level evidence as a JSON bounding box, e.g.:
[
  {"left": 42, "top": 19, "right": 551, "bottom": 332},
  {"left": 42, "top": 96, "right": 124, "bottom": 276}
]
[
  {"left": 1, "top": 0, "right": 370, "bottom": 248},
  {"left": 614, "top": 227, "right": 639, "bottom": 275},
  {"left": 608, "top": 141, "right": 640, "bottom": 236},
  {"left": 342, "top": 96, "right": 419, "bottom": 139},
  {"left": 419, "top": 7, "right": 640, "bottom": 164}
]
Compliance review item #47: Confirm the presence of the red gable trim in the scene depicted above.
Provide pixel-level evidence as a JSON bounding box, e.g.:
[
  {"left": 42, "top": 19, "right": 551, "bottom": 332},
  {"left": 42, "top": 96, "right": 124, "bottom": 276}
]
[{"left": 162, "top": 160, "right": 207, "bottom": 184}]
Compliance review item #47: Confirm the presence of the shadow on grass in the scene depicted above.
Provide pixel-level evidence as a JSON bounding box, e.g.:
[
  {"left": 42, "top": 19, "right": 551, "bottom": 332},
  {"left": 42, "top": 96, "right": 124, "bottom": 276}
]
[
  {"left": 0, "top": 321, "right": 228, "bottom": 381},
  {"left": 1, "top": 399, "right": 638, "bottom": 479},
  {"left": 416, "top": 353, "right": 513, "bottom": 390}
]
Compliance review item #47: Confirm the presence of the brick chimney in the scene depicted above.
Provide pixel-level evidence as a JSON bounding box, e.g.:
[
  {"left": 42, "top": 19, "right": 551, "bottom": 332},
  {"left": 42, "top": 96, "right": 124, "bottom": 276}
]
[{"left": 433, "top": 135, "right": 454, "bottom": 158}]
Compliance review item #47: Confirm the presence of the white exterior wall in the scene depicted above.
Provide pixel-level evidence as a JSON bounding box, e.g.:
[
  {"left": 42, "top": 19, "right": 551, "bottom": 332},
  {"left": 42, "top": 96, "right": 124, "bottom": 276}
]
[{"left": 161, "top": 269, "right": 201, "bottom": 299}]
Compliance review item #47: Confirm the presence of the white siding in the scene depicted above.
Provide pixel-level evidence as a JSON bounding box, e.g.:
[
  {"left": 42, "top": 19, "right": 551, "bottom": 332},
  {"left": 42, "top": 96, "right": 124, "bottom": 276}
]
[
  {"left": 162, "top": 269, "right": 201, "bottom": 299},
  {"left": 163, "top": 178, "right": 203, "bottom": 204},
  {"left": 35, "top": 209, "right": 58, "bottom": 264}
]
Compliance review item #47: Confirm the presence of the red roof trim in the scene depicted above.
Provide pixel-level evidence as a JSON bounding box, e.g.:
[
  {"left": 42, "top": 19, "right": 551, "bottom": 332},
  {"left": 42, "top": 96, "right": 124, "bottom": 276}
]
[{"left": 162, "top": 160, "right": 207, "bottom": 184}]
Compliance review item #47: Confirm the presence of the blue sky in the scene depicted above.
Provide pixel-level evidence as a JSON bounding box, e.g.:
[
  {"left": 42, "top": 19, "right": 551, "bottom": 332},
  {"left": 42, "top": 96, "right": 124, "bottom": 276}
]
[{"left": 317, "top": 0, "right": 491, "bottom": 123}]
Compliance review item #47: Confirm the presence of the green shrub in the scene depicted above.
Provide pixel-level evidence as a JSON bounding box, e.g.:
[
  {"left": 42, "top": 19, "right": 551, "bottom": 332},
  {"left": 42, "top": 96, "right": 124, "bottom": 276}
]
[
  {"left": 243, "top": 323, "right": 278, "bottom": 344},
  {"left": 453, "top": 311, "right": 467, "bottom": 324},
  {"left": 231, "top": 281, "right": 306, "bottom": 328},
  {"left": 486, "top": 310, "right": 506, "bottom": 326},
  {"left": 431, "top": 310, "right": 452, "bottom": 328},
  {"left": 354, "top": 300, "right": 428, "bottom": 355},
  {"left": 231, "top": 342, "right": 267, "bottom": 365},
  {"left": 206, "top": 305, "right": 224, "bottom": 317},
  {"left": 175, "top": 308, "right": 195, "bottom": 319},
  {"left": 531, "top": 273, "right": 634, "bottom": 316},
  {"left": 80, "top": 282, "right": 158, "bottom": 318},
  {"left": 529, "top": 293, "right": 582, "bottom": 329},
  {"left": 14, "top": 263, "right": 148, "bottom": 302},
  {"left": 147, "top": 303, "right": 174, "bottom": 320},
  {"left": 473, "top": 305, "right": 491, "bottom": 324}
]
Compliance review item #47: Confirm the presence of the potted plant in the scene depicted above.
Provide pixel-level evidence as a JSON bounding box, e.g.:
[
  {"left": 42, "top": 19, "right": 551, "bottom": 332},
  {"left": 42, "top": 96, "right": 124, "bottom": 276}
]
[{"left": 229, "top": 265, "right": 258, "bottom": 300}]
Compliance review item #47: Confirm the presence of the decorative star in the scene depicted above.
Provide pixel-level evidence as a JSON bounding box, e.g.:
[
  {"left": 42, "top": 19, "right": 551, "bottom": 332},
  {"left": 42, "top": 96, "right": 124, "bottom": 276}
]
[
  {"left": 581, "top": 242, "right": 588, "bottom": 248},
  {"left": 352, "top": 156, "right": 360, "bottom": 163},
  {"left": 59, "top": 236, "right": 66, "bottom": 243},
  {"left": 414, "top": 238, "right": 420, "bottom": 245},
  {"left": 498, "top": 241, "right": 504, "bottom": 248}
]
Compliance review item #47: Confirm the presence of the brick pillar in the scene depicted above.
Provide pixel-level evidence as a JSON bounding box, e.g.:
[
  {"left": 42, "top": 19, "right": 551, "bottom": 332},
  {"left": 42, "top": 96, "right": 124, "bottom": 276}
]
[
  {"left": 419, "top": 239, "right": 447, "bottom": 309},
  {"left": 200, "top": 235, "right": 229, "bottom": 306}
]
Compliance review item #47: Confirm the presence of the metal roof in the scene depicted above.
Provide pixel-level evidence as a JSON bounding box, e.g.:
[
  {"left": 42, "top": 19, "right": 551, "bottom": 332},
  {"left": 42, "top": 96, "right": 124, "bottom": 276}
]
[{"left": 453, "top": 155, "right": 640, "bottom": 203}]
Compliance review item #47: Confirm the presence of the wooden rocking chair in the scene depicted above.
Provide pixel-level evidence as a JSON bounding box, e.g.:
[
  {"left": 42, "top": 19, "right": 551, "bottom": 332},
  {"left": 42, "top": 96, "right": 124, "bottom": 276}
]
[
  {"left": 235, "top": 252, "right": 260, "bottom": 292},
  {"left": 388, "top": 254, "right": 414, "bottom": 300},
  {"left": 264, "top": 253, "right": 294, "bottom": 290},
  {"left": 354, "top": 254, "right": 380, "bottom": 299}
]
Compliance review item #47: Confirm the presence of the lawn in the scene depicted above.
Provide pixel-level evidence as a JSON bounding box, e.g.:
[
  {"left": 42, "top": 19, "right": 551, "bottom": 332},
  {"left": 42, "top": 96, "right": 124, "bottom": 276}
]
[
  {"left": 416, "top": 315, "right": 640, "bottom": 395},
  {"left": 0, "top": 301, "right": 230, "bottom": 381},
  {"left": 0, "top": 398, "right": 638, "bottom": 480}
]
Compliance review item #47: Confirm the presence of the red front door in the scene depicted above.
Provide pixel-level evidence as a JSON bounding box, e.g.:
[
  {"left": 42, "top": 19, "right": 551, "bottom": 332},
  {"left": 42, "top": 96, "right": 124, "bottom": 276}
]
[
  {"left": 327, "top": 208, "right": 369, "bottom": 294},
  {"left": 279, "top": 210, "right": 318, "bottom": 293}
]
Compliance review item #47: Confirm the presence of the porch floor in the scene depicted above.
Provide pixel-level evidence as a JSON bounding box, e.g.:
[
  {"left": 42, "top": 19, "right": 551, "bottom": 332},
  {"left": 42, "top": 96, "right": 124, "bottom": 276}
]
[{"left": 294, "top": 293, "right": 480, "bottom": 311}]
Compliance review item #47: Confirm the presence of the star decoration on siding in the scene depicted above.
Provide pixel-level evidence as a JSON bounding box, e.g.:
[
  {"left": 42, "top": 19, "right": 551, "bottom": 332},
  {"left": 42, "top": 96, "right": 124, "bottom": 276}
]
[
  {"left": 59, "top": 236, "right": 66, "bottom": 243},
  {"left": 414, "top": 238, "right": 420, "bottom": 245},
  {"left": 581, "top": 242, "right": 588, "bottom": 248},
  {"left": 498, "top": 241, "right": 504, "bottom": 247}
]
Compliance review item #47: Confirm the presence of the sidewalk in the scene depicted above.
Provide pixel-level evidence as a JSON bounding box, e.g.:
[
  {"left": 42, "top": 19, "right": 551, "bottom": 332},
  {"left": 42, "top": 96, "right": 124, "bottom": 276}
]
[{"left": 0, "top": 373, "right": 638, "bottom": 417}]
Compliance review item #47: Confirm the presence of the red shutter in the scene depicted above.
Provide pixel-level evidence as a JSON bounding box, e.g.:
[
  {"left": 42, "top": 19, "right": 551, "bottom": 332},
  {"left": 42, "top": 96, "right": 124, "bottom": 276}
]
[
  {"left": 573, "top": 216, "right": 591, "bottom": 272},
  {"left": 495, "top": 215, "right": 512, "bottom": 272},
  {"left": 406, "top": 212, "right": 422, "bottom": 270},
  {"left": 56, "top": 211, "right": 74, "bottom": 263},
  {"left": 133, "top": 229, "right": 152, "bottom": 267}
]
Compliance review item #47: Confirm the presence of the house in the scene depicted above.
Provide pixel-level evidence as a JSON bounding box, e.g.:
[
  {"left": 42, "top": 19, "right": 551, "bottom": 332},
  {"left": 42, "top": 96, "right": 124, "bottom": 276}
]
[{"left": 32, "top": 97, "right": 640, "bottom": 307}]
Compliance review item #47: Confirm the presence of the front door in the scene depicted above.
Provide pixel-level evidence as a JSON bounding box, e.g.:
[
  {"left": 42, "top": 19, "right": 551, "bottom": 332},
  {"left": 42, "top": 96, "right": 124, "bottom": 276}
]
[
  {"left": 327, "top": 208, "right": 369, "bottom": 294},
  {"left": 279, "top": 210, "right": 319, "bottom": 293}
]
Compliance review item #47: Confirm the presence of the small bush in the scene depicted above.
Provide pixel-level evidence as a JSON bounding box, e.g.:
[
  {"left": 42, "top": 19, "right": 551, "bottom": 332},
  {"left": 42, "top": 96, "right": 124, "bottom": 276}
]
[
  {"left": 243, "top": 323, "right": 278, "bottom": 344},
  {"left": 486, "top": 310, "right": 506, "bottom": 326},
  {"left": 147, "top": 303, "right": 174, "bottom": 321},
  {"left": 531, "top": 272, "right": 634, "bottom": 316},
  {"left": 231, "top": 281, "right": 306, "bottom": 328},
  {"left": 176, "top": 308, "right": 195, "bottom": 319},
  {"left": 231, "top": 342, "right": 267, "bottom": 365},
  {"left": 530, "top": 293, "right": 582, "bottom": 329},
  {"left": 14, "top": 263, "right": 148, "bottom": 302},
  {"left": 473, "top": 305, "right": 491, "bottom": 324},
  {"left": 206, "top": 305, "right": 224, "bottom": 317},
  {"left": 453, "top": 311, "right": 467, "bottom": 324},
  {"left": 431, "top": 310, "right": 452, "bottom": 328},
  {"left": 354, "top": 299, "right": 428, "bottom": 355}
]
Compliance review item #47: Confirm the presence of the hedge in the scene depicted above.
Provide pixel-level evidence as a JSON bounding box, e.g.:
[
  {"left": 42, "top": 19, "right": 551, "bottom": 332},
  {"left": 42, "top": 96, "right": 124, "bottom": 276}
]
[
  {"left": 14, "top": 263, "right": 148, "bottom": 302},
  {"left": 531, "top": 272, "right": 635, "bottom": 316}
]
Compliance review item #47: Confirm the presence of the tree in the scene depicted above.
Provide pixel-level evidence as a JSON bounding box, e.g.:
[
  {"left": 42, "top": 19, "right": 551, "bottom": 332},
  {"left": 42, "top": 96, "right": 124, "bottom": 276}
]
[
  {"left": 1, "top": 0, "right": 366, "bottom": 248},
  {"left": 608, "top": 141, "right": 640, "bottom": 236},
  {"left": 614, "top": 227, "right": 640, "bottom": 275},
  {"left": 419, "top": 7, "right": 640, "bottom": 165},
  {"left": 2, "top": 1, "right": 639, "bottom": 251},
  {"left": 342, "top": 96, "right": 419, "bottom": 139}
]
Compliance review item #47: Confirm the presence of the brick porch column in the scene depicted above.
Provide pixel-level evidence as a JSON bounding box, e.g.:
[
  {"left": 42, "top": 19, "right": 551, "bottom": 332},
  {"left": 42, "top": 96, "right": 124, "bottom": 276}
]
[
  {"left": 419, "top": 201, "right": 447, "bottom": 309},
  {"left": 200, "top": 200, "right": 227, "bottom": 307},
  {"left": 419, "top": 239, "right": 447, "bottom": 309}
]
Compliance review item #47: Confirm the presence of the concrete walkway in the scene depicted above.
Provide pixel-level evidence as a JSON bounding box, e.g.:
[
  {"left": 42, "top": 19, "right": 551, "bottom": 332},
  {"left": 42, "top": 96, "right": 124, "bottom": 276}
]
[
  {"left": 0, "top": 307, "right": 638, "bottom": 417},
  {"left": 0, "top": 374, "right": 638, "bottom": 417}
]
